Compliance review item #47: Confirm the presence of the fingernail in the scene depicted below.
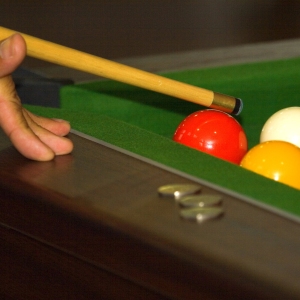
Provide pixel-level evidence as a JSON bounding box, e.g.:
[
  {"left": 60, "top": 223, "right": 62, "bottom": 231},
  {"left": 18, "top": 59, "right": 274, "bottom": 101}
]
[
  {"left": 0, "top": 36, "right": 14, "bottom": 59},
  {"left": 52, "top": 118, "right": 70, "bottom": 123}
]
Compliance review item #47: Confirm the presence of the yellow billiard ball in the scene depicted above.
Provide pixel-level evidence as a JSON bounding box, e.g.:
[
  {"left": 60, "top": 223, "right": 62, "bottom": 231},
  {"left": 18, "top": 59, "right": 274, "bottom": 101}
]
[{"left": 240, "top": 141, "right": 300, "bottom": 190}]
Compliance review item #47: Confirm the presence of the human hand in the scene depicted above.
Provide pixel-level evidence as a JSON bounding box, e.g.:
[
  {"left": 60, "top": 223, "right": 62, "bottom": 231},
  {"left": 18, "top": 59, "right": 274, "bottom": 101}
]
[{"left": 0, "top": 33, "right": 73, "bottom": 161}]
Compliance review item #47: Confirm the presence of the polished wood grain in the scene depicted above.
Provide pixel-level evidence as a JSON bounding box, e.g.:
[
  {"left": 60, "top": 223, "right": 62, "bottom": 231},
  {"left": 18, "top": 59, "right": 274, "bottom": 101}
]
[
  {"left": 0, "top": 225, "right": 165, "bottom": 300},
  {"left": 0, "top": 130, "right": 300, "bottom": 299}
]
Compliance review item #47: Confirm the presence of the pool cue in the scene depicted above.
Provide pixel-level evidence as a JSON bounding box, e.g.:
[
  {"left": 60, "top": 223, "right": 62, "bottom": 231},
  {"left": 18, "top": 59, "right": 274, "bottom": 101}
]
[{"left": 0, "top": 27, "right": 242, "bottom": 115}]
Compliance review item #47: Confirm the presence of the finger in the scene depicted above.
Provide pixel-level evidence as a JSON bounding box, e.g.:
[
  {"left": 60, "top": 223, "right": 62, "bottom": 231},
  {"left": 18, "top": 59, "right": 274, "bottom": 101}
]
[
  {"left": 22, "top": 109, "right": 73, "bottom": 156},
  {"left": 0, "top": 76, "right": 56, "bottom": 161},
  {"left": 0, "top": 33, "right": 26, "bottom": 76},
  {"left": 9, "top": 125, "right": 55, "bottom": 161},
  {"left": 25, "top": 109, "right": 71, "bottom": 137}
]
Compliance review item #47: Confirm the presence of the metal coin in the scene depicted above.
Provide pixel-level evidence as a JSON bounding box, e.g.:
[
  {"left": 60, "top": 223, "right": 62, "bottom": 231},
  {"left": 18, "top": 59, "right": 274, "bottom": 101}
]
[
  {"left": 158, "top": 184, "right": 202, "bottom": 199},
  {"left": 178, "top": 194, "right": 222, "bottom": 208},
  {"left": 180, "top": 207, "right": 224, "bottom": 223}
]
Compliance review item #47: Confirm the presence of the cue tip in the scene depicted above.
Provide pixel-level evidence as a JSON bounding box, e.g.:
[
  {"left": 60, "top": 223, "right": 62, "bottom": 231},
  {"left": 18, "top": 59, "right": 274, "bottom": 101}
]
[{"left": 233, "top": 98, "right": 243, "bottom": 115}]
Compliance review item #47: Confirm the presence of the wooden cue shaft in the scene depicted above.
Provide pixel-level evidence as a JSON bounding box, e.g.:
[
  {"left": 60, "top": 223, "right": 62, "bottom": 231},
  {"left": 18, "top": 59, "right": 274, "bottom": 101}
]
[{"left": 0, "top": 27, "right": 242, "bottom": 114}]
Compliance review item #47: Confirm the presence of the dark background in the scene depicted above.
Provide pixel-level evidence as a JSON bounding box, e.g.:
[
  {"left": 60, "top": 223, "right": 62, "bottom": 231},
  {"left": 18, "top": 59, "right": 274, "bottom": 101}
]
[{"left": 2, "top": 0, "right": 300, "bottom": 67}]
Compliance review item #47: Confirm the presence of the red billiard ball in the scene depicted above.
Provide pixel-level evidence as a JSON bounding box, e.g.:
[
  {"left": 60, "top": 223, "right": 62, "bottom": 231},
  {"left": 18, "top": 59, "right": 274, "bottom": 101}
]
[{"left": 173, "top": 109, "right": 248, "bottom": 164}]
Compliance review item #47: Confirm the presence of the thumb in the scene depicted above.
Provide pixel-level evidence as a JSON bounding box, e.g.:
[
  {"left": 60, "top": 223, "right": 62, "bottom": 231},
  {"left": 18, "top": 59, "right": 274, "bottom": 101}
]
[{"left": 0, "top": 33, "right": 27, "bottom": 77}]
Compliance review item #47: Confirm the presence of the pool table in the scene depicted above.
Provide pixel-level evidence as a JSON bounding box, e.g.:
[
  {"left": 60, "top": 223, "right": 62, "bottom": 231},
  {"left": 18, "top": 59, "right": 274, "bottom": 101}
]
[{"left": 1, "top": 39, "right": 300, "bottom": 299}]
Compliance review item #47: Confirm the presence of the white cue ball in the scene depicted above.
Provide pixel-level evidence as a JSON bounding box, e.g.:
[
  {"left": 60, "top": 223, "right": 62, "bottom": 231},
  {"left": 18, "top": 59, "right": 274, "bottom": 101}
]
[{"left": 260, "top": 107, "right": 300, "bottom": 147}]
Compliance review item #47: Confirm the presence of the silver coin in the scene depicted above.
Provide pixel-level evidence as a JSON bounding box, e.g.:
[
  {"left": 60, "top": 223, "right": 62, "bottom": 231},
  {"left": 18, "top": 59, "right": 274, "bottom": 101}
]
[
  {"left": 180, "top": 207, "right": 224, "bottom": 223},
  {"left": 178, "top": 194, "right": 222, "bottom": 208},
  {"left": 158, "top": 184, "right": 202, "bottom": 199}
]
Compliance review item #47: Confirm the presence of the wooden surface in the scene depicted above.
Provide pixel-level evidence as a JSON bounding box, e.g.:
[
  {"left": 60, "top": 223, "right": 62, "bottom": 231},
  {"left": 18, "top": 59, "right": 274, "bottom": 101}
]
[
  {"left": 0, "top": 131, "right": 300, "bottom": 299},
  {"left": 2, "top": 40, "right": 300, "bottom": 299}
]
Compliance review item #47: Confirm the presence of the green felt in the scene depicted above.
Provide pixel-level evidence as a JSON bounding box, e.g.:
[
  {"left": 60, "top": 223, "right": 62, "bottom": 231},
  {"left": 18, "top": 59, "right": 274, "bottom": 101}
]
[{"left": 26, "top": 57, "right": 300, "bottom": 218}]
